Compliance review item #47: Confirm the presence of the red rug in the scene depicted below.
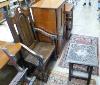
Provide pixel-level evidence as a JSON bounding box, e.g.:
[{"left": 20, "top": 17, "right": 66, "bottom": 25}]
[{"left": 59, "top": 34, "right": 99, "bottom": 75}]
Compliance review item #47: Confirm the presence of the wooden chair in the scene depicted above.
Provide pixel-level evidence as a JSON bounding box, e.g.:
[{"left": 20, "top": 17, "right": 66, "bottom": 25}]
[{"left": 5, "top": 6, "right": 57, "bottom": 81}]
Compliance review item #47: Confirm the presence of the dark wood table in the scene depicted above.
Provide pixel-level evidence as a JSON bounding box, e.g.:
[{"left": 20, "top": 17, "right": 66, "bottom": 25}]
[{"left": 67, "top": 43, "right": 98, "bottom": 85}]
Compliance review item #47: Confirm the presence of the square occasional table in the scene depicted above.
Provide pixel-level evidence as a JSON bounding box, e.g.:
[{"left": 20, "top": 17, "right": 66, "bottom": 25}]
[{"left": 67, "top": 43, "right": 98, "bottom": 85}]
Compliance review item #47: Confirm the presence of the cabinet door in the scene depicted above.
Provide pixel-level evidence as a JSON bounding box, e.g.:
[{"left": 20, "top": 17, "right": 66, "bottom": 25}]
[{"left": 33, "top": 8, "right": 57, "bottom": 33}]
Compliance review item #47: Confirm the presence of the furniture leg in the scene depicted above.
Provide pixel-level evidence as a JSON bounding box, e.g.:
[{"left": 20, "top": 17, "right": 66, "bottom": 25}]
[
  {"left": 87, "top": 66, "right": 90, "bottom": 72},
  {"left": 71, "top": 9, "right": 73, "bottom": 30},
  {"left": 69, "top": 63, "right": 73, "bottom": 81},
  {"left": 87, "top": 66, "right": 93, "bottom": 85}
]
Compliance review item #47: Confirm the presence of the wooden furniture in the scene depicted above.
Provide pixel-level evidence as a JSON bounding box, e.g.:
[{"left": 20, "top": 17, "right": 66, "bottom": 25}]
[
  {"left": 14, "top": 6, "right": 57, "bottom": 59},
  {"left": 31, "top": 0, "right": 66, "bottom": 53},
  {"left": 67, "top": 43, "right": 98, "bottom": 85},
  {"left": 64, "top": 3, "right": 73, "bottom": 39},
  {"left": 2, "top": 46, "right": 36, "bottom": 85},
  {"left": 1, "top": 42, "right": 36, "bottom": 85},
  {"left": 5, "top": 7, "right": 58, "bottom": 80},
  {"left": 0, "top": 41, "right": 21, "bottom": 69}
]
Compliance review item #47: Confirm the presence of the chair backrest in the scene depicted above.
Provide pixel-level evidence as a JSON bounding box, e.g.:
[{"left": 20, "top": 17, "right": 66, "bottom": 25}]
[{"left": 14, "top": 7, "right": 35, "bottom": 47}]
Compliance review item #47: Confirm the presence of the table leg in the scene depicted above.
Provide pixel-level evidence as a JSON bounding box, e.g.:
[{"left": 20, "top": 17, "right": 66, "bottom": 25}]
[
  {"left": 87, "top": 66, "right": 93, "bottom": 85},
  {"left": 69, "top": 63, "right": 73, "bottom": 81},
  {"left": 87, "top": 66, "right": 90, "bottom": 72}
]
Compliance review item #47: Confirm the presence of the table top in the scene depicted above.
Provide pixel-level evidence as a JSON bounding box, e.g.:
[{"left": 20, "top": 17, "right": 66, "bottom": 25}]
[
  {"left": 67, "top": 43, "right": 98, "bottom": 67},
  {"left": 0, "top": 41, "right": 21, "bottom": 69},
  {"left": 31, "top": 0, "right": 65, "bottom": 9}
]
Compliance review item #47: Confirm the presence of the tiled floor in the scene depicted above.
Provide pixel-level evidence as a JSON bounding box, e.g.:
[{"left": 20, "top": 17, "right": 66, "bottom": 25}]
[
  {"left": 72, "top": 0, "right": 100, "bottom": 37},
  {"left": 0, "top": 0, "right": 100, "bottom": 84}
]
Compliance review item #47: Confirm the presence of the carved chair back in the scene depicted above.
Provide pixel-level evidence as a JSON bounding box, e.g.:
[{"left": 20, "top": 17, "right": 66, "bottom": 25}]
[
  {"left": 14, "top": 7, "right": 57, "bottom": 47},
  {"left": 14, "top": 8, "right": 35, "bottom": 47}
]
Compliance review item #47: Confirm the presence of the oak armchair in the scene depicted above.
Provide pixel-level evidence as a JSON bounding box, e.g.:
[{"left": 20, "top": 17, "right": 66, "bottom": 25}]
[{"left": 5, "top": 6, "right": 58, "bottom": 81}]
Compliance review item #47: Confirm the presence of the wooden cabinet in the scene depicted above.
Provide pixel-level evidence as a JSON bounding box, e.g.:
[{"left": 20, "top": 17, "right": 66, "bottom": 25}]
[{"left": 31, "top": 0, "right": 66, "bottom": 53}]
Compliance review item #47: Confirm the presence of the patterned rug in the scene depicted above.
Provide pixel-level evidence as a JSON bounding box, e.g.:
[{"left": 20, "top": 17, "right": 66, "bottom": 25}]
[
  {"left": 43, "top": 71, "right": 96, "bottom": 85},
  {"left": 59, "top": 34, "right": 99, "bottom": 75}
]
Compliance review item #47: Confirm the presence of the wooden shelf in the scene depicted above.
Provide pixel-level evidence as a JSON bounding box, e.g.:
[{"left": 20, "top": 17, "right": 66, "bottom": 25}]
[{"left": 32, "top": 0, "right": 66, "bottom": 54}]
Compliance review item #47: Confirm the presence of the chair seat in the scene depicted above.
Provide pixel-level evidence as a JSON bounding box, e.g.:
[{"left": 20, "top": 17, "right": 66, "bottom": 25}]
[
  {"left": 34, "top": 42, "right": 55, "bottom": 61},
  {"left": 30, "top": 42, "right": 36, "bottom": 49},
  {"left": 25, "top": 42, "right": 55, "bottom": 65}
]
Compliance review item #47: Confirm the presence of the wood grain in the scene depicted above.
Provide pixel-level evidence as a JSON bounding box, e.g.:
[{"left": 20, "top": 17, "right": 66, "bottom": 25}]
[
  {"left": 31, "top": 0, "right": 66, "bottom": 53},
  {"left": 0, "top": 41, "right": 21, "bottom": 69}
]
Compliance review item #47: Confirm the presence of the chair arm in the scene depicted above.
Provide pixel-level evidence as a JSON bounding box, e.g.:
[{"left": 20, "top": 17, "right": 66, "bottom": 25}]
[
  {"left": 33, "top": 27, "right": 58, "bottom": 40},
  {"left": 20, "top": 43, "right": 44, "bottom": 68},
  {"left": 20, "top": 43, "right": 43, "bottom": 59},
  {"left": 20, "top": 43, "right": 44, "bottom": 62}
]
